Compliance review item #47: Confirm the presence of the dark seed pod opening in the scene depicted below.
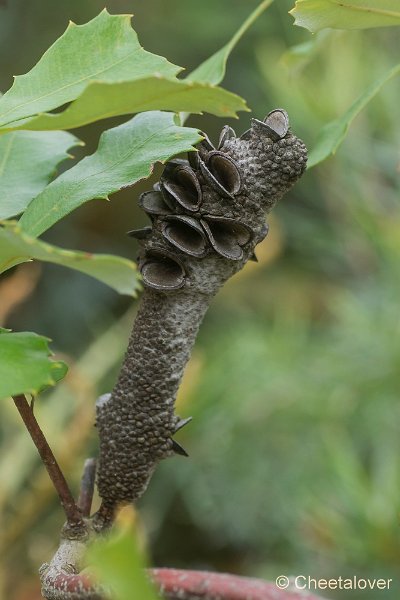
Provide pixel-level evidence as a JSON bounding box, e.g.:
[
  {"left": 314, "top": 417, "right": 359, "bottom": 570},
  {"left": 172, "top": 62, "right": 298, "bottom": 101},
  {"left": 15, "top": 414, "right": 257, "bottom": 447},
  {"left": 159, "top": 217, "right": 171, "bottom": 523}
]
[
  {"left": 139, "top": 191, "right": 172, "bottom": 216},
  {"left": 162, "top": 165, "right": 202, "bottom": 212},
  {"left": 197, "top": 131, "right": 215, "bottom": 159},
  {"left": 251, "top": 109, "right": 289, "bottom": 141},
  {"left": 127, "top": 226, "right": 152, "bottom": 240},
  {"left": 218, "top": 125, "right": 236, "bottom": 149},
  {"left": 159, "top": 186, "right": 177, "bottom": 211},
  {"left": 161, "top": 215, "right": 208, "bottom": 257},
  {"left": 199, "top": 159, "right": 231, "bottom": 199},
  {"left": 140, "top": 251, "right": 186, "bottom": 291},
  {"left": 201, "top": 218, "right": 245, "bottom": 261},
  {"left": 204, "top": 215, "right": 252, "bottom": 245},
  {"left": 199, "top": 155, "right": 241, "bottom": 201},
  {"left": 206, "top": 152, "right": 242, "bottom": 196},
  {"left": 162, "top": 158, "right": 190, "bottom": 179},
  {"left": 187, "top": 150, "right": 200, "bottom": 170}
]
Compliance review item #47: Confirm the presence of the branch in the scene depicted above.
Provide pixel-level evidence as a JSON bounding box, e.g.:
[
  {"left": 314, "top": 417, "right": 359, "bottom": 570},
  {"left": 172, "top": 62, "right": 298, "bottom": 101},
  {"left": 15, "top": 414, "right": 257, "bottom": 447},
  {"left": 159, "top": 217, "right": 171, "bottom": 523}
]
[
  {"left": 13, "top": 394, "right": 85, "bottom": 531},
  {"left": 151, "top": 569, "right": 324, "bottom": 600},
  {"left": 94, "top": 112, "right": 307, "bottom": 528},
  {"left": 39, "top": 112, "right": 308, "bottom": 596},
  {"left": 78, "top": 458, "right": 97, "bottom": 518},
  {"left": 41, "top": 567, "right": 324, "bottom": 600}
]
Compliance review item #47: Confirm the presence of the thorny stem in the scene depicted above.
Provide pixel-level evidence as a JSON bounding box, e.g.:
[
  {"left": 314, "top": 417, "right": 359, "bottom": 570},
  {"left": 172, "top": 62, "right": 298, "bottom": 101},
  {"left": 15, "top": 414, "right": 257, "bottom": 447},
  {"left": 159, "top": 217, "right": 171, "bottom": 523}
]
[
  {"left": 78, "top": 458, "right": 97, "bottom": 518},
  {"left": 13, "top": 394, "right": 85, "bottom": 531},
  {"left": 95, "top": 111, "right": 307, "bottom": 524}
]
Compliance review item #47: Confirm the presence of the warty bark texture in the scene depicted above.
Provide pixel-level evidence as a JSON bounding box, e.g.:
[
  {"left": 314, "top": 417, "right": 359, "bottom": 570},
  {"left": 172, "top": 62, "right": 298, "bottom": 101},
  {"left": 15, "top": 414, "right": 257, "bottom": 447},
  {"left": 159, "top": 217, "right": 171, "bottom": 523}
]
[{"left": 95, "top": 110, "right": 307, "bottom": 519}]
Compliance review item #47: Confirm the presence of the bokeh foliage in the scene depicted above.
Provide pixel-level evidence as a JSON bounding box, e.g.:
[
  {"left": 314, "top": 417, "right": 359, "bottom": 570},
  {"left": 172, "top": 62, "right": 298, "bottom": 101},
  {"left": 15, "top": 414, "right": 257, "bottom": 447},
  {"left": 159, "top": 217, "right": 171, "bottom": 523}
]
[{"left": 0, "top": 1, "right": 399, "bottom": 599}]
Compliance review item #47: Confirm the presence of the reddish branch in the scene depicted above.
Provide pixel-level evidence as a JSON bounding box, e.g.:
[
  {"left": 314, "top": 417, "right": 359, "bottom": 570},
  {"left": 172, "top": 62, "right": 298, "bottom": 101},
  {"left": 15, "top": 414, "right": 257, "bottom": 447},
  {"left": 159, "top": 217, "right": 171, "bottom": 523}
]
[
  {"left": 41, "top": 568, "right": 323, "bottom": 600},
  {"left": 13, "top": 394, "right": 85, "bottom": 531},
  {"left": 151, "top": 569, "right": 323, "bottom": 600}
]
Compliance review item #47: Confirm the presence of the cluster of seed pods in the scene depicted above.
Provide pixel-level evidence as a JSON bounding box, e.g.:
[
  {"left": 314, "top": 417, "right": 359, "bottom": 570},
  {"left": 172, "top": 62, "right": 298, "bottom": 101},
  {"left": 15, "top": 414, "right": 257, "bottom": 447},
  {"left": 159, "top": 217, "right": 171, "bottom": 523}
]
[
  {"left": 95, "top": 110, "right": 307, "bottom": 523},
  {"left": 132, "top": 143, "right": 255, "bottom": 288},
  {"left": 130, "top": 109, "right": 304, "bottom": 290}
]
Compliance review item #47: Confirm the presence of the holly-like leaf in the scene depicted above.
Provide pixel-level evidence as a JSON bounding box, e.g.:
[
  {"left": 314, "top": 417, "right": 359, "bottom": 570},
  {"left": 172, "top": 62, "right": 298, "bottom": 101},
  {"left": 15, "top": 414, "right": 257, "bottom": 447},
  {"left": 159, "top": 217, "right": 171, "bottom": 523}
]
[
  {"left": 187, "top": 0, "right": 274, "bottom": 85},
  {"left": 0, "top": 10, "right": 180, "bottom": 130},
  {"left": 0, "top": 221, "right": 139, "bottom": 296},
  {"left": 0, "top": 10, "right": 247, "bottom": 133},
  {"left": 4, "top": 78, "right": 247, "bottom": 132},
  {"left": 290, "top": 0, "right": 400, "bottom": 32},
  {"left": 0, "top": 130, "right": 81, "bottom": 219},
  {"left": 0, "top": 329, "right": 67, "bottom": 400},
  {"left": 308, "top": 63, "right": 400, "bottom": 167},
  {"left": 87, "top": 528, "right": 159, "bottom": 600},
  {"left": 19, "top": 112, "right": 201, "bottom": 237}
]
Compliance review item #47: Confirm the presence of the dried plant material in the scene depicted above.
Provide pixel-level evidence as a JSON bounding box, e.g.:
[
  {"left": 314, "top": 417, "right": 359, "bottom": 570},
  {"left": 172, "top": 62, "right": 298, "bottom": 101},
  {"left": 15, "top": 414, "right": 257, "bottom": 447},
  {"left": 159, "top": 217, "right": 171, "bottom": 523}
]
[{"left": 95, "top": 110, "right": 307, "bottom": 519}]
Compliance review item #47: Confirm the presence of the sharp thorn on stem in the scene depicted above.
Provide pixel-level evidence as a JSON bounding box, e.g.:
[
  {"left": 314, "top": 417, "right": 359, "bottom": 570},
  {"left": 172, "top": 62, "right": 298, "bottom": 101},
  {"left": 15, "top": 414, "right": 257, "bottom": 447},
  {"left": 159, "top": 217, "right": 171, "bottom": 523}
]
[
  {"left": 174, "top": 416, "right": 193, "bottom": 432},
  {"left": 171, "top": 439, "right": 189, "bottom": 457}
]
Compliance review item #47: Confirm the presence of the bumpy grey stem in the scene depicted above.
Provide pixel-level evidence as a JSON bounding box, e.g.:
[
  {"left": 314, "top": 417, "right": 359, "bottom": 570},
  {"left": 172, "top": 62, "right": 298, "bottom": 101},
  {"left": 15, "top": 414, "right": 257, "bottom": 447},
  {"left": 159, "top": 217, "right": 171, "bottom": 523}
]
[
  {"left": 95, "top": 110, "right": 307, "bottom": 526},
  {"left": 96, "top": 290, "right": 209, "bottom": 504},
  {"left": 95, "top": 258, "right": 245, "bottom": 518}
]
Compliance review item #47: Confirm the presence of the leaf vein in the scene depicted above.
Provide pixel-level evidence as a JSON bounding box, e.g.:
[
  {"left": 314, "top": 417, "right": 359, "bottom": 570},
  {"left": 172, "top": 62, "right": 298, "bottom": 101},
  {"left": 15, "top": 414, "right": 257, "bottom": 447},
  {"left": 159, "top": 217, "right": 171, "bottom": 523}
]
[
  {"left": 27, "top": 122, "right": 176, "bottom": 234},
  {"left": 327, "top": 0, "right": 400, "bottom": 18},
  {"left": 0, "top": 49, "right": 156, "bottom": 126}
]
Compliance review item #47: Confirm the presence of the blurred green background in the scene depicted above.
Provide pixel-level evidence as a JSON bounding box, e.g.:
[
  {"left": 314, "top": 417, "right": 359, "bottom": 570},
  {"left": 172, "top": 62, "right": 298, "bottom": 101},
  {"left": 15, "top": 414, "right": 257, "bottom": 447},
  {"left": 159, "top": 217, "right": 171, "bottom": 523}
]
[{"left": 0, "top": 1, "right": 399, "bottom": 599}]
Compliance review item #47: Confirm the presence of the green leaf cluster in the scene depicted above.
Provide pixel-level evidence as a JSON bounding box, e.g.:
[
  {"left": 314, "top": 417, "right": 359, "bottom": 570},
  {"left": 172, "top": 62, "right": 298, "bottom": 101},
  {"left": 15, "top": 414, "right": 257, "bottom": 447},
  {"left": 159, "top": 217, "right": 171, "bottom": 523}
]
[
  {"left": 0, "top": 4, "right": 268, "bottom": 286},
  {"left": 19, "top": 112, "right": 201, "bottom": 237},
  {"left": 0, "top": 10, "right": 246, "bottom": 132},
  {"left": 0, "top": 3, "right": 270, "bottom": 398},
  {"left": 0, "top": 131, "right": 81, "bottom": 219},
  {"left": 0, "top": 221, "right": 139, "bottom": 296},
  {"left": 0, "top": 329, "right": 67, "bottom": 400}
]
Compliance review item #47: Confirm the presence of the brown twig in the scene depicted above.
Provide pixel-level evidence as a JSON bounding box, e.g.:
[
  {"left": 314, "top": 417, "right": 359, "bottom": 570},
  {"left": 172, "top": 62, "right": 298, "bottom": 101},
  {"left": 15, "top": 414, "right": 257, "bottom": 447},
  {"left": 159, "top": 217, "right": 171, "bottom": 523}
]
[
  {"left": 13, "top": 394, "right": 85, "bottom": 530},
  {"left": 40, "top": 567, "right": 324, "bottom": 600},
  {"left": 78, "top": 458, "right": 97, "bottom": 518},
  {"left": 151, "top": 569, "right": 324, "bottom": 600}
]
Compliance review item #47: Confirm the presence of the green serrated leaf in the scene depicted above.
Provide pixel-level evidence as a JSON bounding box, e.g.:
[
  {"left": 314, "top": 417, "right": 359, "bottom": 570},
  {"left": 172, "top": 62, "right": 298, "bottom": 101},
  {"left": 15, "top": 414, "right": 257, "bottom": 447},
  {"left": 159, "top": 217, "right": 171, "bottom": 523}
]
[
  {"left": 19, "top": 111, "right": 201, "bottom": 237},
  {"left": 0, "top": 9, "right": 180, "bottom": 129},
  {"left": 0, "top": 221, "right": 139, "bottom": 296},
  {"left": 3, "top": 77, "right": 247, "bottom": 132},
  {"left": 308, "top": 63, "right": 400, "bottom": 167},
  {"left": 0, "top": 330, "right": 68, "bottom": 400},
  {"left": 187, "top": 0, "right": 275, "bottom": 85},
  {"left": 0, "top": 130, "right": 81, "bottom": 219},
  {"left": 290, "top": 0, "right": 400, "bottom": 32},
  {"left": 87, "top": 529, "right": 158, "bottom": 600}
]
